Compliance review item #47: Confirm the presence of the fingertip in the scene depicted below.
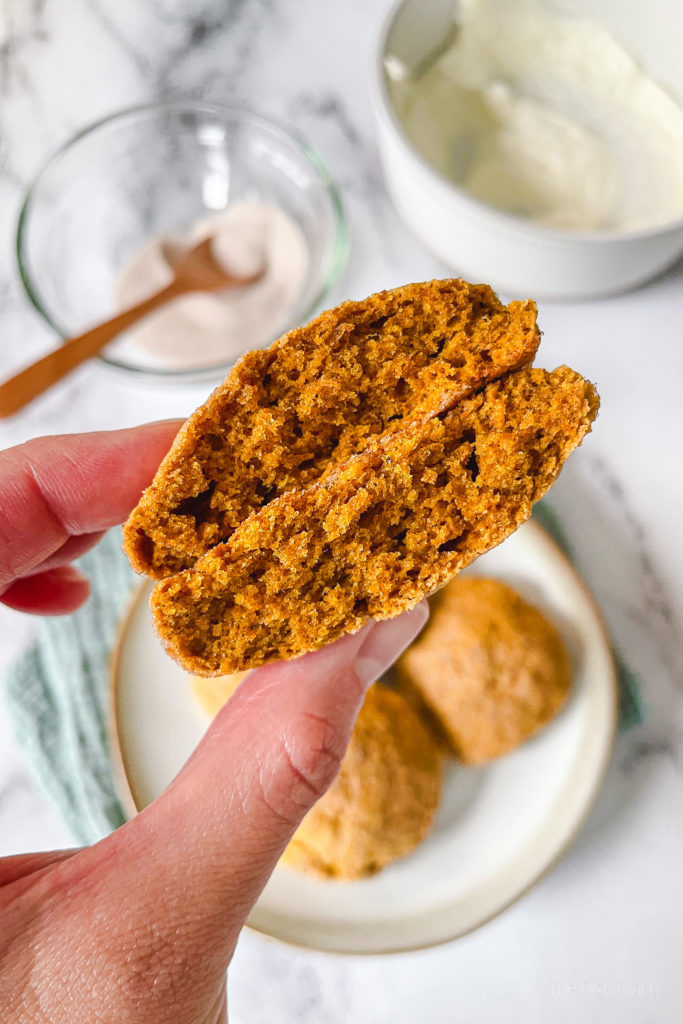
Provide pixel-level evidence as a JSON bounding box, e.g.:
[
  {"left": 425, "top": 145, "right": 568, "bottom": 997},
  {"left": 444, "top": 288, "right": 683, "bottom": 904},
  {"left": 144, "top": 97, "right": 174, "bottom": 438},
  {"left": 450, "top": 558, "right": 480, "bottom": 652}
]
[
  {"left": 137, "top": 418, "right": 184, "bottom": 438},
  {"left": 243, "top": 620, "right": 375, "bottom": 693},
  {"left": 354, "top": 600, "right": 430, "bottom": 688},
  {"left": 0, "top": 565, "right": 91, "bottom": 615}
]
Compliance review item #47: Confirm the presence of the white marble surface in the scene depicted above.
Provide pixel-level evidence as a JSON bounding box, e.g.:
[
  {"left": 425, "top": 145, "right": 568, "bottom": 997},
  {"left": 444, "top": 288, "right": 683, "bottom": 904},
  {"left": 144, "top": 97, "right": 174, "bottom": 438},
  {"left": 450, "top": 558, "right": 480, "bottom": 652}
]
[{"left": 0, "top": 1, "right": 682, "bottom": 1021}]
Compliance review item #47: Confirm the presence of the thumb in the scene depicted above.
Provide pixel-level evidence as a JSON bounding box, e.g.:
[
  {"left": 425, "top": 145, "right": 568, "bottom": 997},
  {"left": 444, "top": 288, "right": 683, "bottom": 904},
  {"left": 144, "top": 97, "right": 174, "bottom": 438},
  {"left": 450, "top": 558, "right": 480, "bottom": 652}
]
[
  {"left": 13, "top": 607, "right": 429, "bottom": 1022},
  {"left": 97, "top": 605, "right": 427, "bottom": 955}
]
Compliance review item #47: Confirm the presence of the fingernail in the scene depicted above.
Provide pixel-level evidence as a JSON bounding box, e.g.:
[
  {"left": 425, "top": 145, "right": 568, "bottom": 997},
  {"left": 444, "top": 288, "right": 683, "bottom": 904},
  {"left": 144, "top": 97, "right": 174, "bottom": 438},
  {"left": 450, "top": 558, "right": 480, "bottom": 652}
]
[{"left": 354, "top": 601, "right": 430, "bottom": 688}]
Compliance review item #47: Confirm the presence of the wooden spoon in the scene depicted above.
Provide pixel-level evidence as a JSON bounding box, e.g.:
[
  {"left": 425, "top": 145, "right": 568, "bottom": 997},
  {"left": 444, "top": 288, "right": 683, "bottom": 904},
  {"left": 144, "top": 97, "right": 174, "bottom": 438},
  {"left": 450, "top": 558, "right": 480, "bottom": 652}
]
[{"left": 0, "top": 237, "right": 262, "bottom": 419}]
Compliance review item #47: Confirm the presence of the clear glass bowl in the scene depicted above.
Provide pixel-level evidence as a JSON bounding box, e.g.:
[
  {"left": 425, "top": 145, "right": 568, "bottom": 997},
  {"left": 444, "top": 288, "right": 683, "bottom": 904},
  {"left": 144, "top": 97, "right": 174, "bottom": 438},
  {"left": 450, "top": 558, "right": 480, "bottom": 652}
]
[{"left": 16, "top": 101, "right": 348, "bottom": 383}]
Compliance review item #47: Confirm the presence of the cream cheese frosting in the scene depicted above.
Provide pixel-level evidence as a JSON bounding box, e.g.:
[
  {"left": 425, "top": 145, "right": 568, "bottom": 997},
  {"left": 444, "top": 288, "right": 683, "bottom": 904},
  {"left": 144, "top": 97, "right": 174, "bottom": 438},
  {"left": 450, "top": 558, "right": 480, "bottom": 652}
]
[{"left": 387, "top": 0, "right": 683, "bottom": 231}]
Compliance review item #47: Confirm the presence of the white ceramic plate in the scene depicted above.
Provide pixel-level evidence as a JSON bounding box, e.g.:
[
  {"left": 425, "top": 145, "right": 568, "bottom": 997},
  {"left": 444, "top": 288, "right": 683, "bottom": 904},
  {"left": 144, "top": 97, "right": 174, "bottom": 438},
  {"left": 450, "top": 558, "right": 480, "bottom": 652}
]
[{"left": 110, "top": 520, "right": 617, "bottom": 954}]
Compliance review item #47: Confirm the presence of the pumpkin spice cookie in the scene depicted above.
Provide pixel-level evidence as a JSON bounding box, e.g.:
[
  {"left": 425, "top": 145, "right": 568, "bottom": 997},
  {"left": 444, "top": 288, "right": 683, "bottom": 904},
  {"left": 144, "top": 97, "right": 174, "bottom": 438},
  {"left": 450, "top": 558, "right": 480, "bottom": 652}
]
[
  {"left": 150, "top": 366, "right": 598, "bottom": 676},
  {"left": 123, "top": 279, "right": 539, "bottom": 578},
  {"left": 281, "top": 683, "right": 444, "bottom": 879},
  {"left": 189, "top": 675, "right": 443, "bottom": 879},
  {"left": 397, "top": 577, "right": 572, "bottom": 764}
]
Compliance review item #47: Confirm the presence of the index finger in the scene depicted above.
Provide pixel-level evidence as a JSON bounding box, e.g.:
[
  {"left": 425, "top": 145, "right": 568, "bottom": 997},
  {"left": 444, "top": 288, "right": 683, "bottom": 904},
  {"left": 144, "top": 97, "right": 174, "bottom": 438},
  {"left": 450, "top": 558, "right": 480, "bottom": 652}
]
[{"left": 0, "top": 420, "right": 181, "bottom": 592}]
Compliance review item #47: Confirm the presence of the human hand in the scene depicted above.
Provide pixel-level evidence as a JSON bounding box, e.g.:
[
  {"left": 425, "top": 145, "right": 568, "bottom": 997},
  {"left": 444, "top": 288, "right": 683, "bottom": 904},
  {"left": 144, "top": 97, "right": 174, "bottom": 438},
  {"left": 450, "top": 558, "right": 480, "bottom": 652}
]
[{"left": 0, "top": 425, "right": 428, "bottom": 1022}]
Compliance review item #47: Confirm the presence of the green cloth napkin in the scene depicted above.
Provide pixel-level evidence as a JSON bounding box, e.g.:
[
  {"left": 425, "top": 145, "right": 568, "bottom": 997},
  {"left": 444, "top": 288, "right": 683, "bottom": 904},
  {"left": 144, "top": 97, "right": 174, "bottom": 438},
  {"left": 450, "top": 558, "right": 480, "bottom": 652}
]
[
  {"left": 4, "top": 529, "right": 131, "bottom": 845},
  {"left": 3, "top": 510, "right": 644, "bottom": 846}
]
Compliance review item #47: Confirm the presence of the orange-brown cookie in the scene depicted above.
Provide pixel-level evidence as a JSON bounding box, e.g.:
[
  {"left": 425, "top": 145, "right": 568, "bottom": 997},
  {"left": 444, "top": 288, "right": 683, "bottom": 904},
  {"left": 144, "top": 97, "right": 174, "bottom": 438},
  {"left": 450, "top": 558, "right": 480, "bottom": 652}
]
[
  {"left": 150, "top": 366, "right": 598, "bottom": 676},
  {"left": 397, "top": 577, "right": 572, "bottom": 764},
  {"left": 282, "top": 684, "right": 444, "bottom": 879},
  {"left": 123, "top": 280, "right": 539, "bottom": 578}
]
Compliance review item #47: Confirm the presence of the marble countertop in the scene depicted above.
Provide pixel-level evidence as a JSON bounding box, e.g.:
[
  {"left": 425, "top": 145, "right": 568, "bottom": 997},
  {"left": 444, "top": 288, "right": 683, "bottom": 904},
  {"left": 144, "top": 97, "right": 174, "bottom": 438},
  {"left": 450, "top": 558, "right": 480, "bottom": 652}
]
[{"left": 1, "top": 1, "right": 682, "bottom": 1021}]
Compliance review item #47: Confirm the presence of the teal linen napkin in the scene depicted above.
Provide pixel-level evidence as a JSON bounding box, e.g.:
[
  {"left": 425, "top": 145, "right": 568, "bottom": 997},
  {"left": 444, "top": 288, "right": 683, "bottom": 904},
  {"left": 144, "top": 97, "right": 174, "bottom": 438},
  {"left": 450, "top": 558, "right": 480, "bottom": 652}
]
[
  {"left": 3, "top": 510, "right": 644, "bottom": 846},
  {"left": 4, "top": 529, "right": 131, "bottom": 845}
]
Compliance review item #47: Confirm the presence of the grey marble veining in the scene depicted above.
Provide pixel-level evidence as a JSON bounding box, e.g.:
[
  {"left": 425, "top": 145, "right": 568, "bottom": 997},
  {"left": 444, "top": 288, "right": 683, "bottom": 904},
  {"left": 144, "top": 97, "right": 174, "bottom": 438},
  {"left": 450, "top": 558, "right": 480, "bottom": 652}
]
[{"left": 1, "top": 0, "right": 682, "bottom": 1019}]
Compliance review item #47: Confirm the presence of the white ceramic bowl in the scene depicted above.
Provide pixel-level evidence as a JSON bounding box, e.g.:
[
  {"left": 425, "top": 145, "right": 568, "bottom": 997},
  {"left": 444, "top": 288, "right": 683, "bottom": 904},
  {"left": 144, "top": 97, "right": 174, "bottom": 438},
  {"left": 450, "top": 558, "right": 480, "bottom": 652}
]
[{"left": 372, "top": 0, "right": 683, "bottom": 299}]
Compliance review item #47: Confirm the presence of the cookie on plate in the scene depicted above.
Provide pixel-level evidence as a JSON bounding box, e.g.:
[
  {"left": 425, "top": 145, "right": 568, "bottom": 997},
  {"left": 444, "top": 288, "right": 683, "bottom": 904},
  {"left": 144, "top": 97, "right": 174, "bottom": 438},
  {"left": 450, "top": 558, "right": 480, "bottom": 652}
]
[
  {"left": 282, "top": 683, "right": 444, "bottom": 879},
  {"left": 396, "top": 577, "right": 572, "bottom": 764}
]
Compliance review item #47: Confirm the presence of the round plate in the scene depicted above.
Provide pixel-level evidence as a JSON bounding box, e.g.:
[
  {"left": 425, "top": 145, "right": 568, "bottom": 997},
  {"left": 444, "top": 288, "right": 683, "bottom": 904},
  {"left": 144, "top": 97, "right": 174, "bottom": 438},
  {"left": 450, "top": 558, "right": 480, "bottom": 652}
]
[{"left": 110, "top": 520, "right": 617, "bottom": 954}]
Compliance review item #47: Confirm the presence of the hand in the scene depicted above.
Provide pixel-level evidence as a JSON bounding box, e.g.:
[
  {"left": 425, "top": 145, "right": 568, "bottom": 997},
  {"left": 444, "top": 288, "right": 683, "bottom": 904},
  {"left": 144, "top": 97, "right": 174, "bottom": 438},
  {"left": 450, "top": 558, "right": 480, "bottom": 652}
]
[{"left": 0, "top": 425, "right": 428, "bottom": 1022}]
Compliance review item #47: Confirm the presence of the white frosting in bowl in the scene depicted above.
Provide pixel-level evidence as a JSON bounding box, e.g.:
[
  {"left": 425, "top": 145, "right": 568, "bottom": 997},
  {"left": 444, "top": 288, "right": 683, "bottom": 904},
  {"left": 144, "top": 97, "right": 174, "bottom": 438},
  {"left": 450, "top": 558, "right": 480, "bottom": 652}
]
[{"left": 387, "top": 0, "right": 683, "bottom": 232}]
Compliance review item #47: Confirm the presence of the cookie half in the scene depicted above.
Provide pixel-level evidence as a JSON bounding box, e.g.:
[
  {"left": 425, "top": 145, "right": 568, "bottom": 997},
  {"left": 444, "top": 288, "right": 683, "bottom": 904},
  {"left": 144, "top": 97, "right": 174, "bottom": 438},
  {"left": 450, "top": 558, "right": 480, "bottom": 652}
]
[
  {"left": 124, "top": 280, "right": 539, "bottom": 578},
  {"left": 150, "top": 366, "right": 598, "bottom": 675},
  {"left": 396, "top": 577, "right": 572, "bottom": 764}
]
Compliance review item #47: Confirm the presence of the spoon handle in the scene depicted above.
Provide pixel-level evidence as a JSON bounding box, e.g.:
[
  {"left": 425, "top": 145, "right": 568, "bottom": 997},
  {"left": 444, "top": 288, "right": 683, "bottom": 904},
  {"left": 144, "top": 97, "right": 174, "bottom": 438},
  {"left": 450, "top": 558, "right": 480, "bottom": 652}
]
[{"left": 0, "top": 280, "right": 186, "bottom": 419}]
